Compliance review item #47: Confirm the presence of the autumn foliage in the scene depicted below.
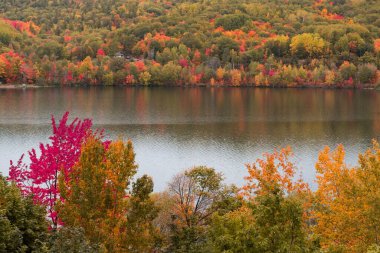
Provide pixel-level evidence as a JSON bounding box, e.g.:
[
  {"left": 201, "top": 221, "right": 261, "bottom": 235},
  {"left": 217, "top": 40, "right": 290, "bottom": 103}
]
[
  {"left": 0, "top": 0, "right": 378, "bottom": 87},
  {"left": 243, "top": 147, "right": 309, "bottom": 198},
  {"left": 1, "top": 18, "right": 40, "bottom": 36},
  {"left": 5, "top": 112, "right": 380, "bottom": 252},
  {"left": 8, "top": 112, "right": 94, "bottom": 228},
  {"left": 315, "top": 142, "right": 380, "bottom": 252},
  {"left": 58, "top": 137, "right": 138, "bottom": 252},
  {"left": 0, "top": 51, "right": 24, "bottom": 83}
]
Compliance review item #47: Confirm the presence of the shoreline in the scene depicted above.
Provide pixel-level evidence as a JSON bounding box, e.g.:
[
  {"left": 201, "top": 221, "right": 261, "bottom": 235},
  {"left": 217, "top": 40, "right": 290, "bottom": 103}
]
[{"left": 0, "top": 83, "right": 378, "bottom": 90}]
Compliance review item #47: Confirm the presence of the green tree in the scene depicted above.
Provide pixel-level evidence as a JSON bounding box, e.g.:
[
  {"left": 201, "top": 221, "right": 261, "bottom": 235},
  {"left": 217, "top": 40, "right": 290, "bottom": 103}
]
[
  {"left": 49, "top": 227, "right": 105, "bottom": 253},
  {"left": 159, "top": 62, "right": 182, "bottom": 85},
  {"left": 252, "top": 190, "right": 308, "bottom": 253},
  {"left": 357, "top": 64, "right": 377, "bottom": 84},
  {"left": 0, "top": 176, "right": 49, "bottom": 253},
  {"left": 339, "top": 61, "right": 357, "bottom": 80},
  {"left": 335, "top": 32, "right": 367, "bottom": 56},
  {"left": 125, "top": 175, "right": 159, "bottom": 253},
  {"left": 215, "top": 37, "right": 239, "bottom": 60},
  {"left": 265, "top": 35, "right": 290, "bottom": 57},
  {"left": 207, "top": 207, "right": 255, "bottom": 253},
  {"left": 36, "top": 40, "right": 65, "bottom": 60},
  {"left": 207, "top": 191, "right": 308, "bottom": 253},
  {"left": 215, "top": 14, "right": 249, "bottom": 31}
]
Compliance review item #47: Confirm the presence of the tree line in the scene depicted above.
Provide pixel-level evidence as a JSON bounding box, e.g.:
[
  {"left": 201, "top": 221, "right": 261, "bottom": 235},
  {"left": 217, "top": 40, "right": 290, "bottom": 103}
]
[
  {"left": 1, "top": 112, "right": 380, "bottom": 252},
  {"left": 0, "top": 0, "right": 379, "bottom": 87}
]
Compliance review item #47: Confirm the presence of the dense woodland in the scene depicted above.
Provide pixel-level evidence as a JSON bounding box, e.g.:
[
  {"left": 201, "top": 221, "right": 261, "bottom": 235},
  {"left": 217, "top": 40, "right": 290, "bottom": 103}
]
[
  {"left": 0, "top": 0, "right": 379, "bottom": 87},
  {"left": 1, "top": 113, "right": 380, "bottom": 252}
]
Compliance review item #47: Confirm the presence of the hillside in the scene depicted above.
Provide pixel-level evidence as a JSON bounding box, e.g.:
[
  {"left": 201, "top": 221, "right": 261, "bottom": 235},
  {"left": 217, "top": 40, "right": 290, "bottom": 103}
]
[{"left": 0, "top": 0, "right": 379, "bottom": 87}]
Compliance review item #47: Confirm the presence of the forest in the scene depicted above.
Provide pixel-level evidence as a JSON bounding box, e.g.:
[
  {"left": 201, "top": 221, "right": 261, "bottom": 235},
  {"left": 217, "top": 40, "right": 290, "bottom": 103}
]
[
  {"left": 0, "top": 0, "right": 379, "bottom": 87},
  {"left": 1, "top": 112, "right": 380, "bottom": 252}
]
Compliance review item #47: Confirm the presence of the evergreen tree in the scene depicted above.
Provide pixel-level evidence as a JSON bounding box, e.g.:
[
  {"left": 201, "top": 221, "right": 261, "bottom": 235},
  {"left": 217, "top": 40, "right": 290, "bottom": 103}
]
[{"left": 0, "top": 176, "right": 49, "bottom": 253}]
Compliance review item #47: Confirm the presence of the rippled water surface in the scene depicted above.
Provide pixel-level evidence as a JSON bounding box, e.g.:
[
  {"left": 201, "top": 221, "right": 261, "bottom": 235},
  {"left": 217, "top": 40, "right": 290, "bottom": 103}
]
[{"left": 0, "top": 87, "right": 379, "bottom": 190}]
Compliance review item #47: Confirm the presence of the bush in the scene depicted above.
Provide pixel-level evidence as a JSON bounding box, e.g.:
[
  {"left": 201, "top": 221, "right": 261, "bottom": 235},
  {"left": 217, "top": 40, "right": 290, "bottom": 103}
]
[
  {"left": 358, "top": 64, "right": 377, "bottom": 84},
  {"left": 339, "top": 61, "right": 357, "bottom": 80},
  {"left": 215, "top": 14, "right": 249, "bottom": 30}
]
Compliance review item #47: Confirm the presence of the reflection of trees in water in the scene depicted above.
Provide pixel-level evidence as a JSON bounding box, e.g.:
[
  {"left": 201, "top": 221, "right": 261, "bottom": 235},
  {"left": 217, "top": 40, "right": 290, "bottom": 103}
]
[
  {"left": 104, "top": 119, "right": 374, "bottom": 152},
  {"left": 0, "top": 87, "right": 378, "bottom": 129}
]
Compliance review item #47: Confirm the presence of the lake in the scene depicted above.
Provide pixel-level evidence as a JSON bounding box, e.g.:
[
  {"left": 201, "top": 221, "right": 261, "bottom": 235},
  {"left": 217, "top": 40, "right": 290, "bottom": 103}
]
[{"left": 0, "top": 87, "right": 379, "bottom": 191}]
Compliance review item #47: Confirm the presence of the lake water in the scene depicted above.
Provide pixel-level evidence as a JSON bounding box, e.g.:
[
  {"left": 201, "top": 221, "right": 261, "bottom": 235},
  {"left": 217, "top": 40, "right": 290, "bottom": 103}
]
[{"left": 0, "top": 87, "right": 379, "bottom": 191}]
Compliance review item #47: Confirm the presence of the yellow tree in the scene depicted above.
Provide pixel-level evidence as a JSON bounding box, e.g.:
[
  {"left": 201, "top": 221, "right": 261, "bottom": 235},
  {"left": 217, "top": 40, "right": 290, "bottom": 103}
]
[
  {"left": 356, "top": 141, "right": 380, "bottom": 249},
  {"left": 290, "top": 33, "right": 329, "bottom": 59},
  {"left": 58, "top": 137, "right": 137, "bottom": 252},
  {"left": 314, "top": 142, "right": 380, "bottom": 252},
  {"left": 314, "top": 145, "right": 358, "bottom": 251},
  {"left": 216, "top": 67, "right": 225, "bottom": 84},
  {"left": 242, "top": 147, "right": 312, "bottom": 252},
  {"left": 138, "top": 71, "right": 151, "bottom": 85},
  {"left": 78, "top": 56, "right": 97, "bottom": 83},
  {"left": 230, "top": 69, "right": 242, "bottom": 86}
]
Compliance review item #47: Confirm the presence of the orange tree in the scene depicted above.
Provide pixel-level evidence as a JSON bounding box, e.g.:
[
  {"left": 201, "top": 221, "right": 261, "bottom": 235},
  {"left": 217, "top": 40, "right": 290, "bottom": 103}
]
[
  {"left": 57, "top": 137, "right": 137, "bottom": 252},
  {"left": 315, "top": 142, "right": 380, "bottom": 252},
  {"left": 206, "top": 147, "right": 314, "bottom": 253},
  {"left": 242, "top": 147, "right": 313, "bottom": 252}
]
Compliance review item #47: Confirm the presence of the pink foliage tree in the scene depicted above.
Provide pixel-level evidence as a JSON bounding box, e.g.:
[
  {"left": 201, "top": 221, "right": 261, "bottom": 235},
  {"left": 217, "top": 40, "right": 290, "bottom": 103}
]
[
  {"left": 96, "top": 48, "right": 106, "bottom": 57},
  {"left": 8, "top": 112, "right": 94, "bottom": 228}
]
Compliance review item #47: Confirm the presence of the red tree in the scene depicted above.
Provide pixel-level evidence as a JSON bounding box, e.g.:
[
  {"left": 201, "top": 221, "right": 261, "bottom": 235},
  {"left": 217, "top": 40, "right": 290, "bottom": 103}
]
[
  {"left": 97, "top": 48, "right": 106, "bottom": 57},
  {"left": 8, "top": 112, "right": 95, "bottom": 228}
]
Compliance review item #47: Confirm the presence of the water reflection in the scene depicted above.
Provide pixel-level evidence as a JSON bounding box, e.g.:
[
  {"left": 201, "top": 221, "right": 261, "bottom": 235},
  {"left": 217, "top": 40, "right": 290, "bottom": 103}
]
[{"left": 0, "top": 87, "right": 378, "bottom": 190}]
